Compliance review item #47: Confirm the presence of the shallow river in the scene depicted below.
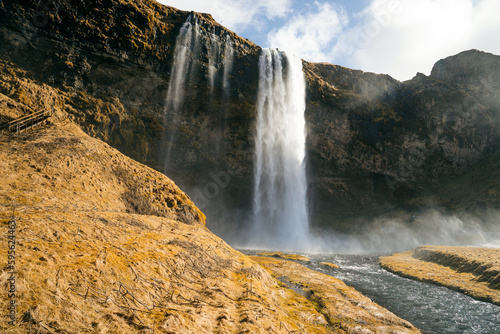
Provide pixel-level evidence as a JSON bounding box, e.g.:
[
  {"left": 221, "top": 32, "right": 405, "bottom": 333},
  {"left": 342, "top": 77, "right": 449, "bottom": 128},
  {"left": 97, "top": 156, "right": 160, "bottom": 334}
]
[{"left": 244, "top": 251, "right": 500, "bottom": 334}]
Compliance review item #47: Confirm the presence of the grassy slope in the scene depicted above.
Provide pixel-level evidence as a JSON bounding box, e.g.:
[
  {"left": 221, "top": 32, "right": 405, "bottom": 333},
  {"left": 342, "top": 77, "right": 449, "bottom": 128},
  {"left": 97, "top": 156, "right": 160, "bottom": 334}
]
[
  {"left": 0, "top": 120, "right": 426, "bottom": 333},
  {"left": 0, "top": 122, "right": 333, "bottom": 333}
]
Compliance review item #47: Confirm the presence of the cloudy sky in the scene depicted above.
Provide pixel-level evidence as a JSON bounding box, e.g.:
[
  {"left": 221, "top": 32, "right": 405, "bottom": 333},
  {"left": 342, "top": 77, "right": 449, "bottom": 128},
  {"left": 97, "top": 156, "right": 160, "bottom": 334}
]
[{"left": 157, "top": 0, "right": 500, "bottom": 81}]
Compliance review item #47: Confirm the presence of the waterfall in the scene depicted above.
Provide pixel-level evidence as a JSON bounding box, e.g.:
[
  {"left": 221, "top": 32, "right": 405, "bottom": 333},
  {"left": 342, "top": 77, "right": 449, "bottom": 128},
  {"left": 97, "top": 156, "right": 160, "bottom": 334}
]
[
  {"left": 208, "top": 32, "right": 233, "bottom": 96},
  {"left": 163, "top": 15, "right": 199, "bottom": 170},
  {"left": 250, "top": 48, "right": 310, "bottom": 250},
  {"left": 222, "top": 36, "right": 234, "bottom": 97},
  {"left": 163, "top": 15, "right": 235, "bottom": 171},
  {"left": 208, "top": 32, "right": 220, "bottom": 93},
  {"left": 165, "top": 17, "right": 194, "bottom": 114}
]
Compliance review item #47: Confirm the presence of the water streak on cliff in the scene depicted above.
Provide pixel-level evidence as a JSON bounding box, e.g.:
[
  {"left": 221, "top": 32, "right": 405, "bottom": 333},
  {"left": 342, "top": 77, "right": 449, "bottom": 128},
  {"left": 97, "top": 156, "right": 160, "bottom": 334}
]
[
  {"left": 163, "top": 15, "right": 199, "bottom": 170},
  {"left": 208, "top": 32, "right": 219, "bottom": 94},
  {"left": 222, "top": 36, "right": 234, "bottom": 98},
  {"left": 250, "top": 48, "right": 309, "bottom": 249},
  {"left": 208, "top": 30, "right": 233, "bottom": 96},
  {"left": 163, "top": 15, "right": 235, "bottom": 171}
]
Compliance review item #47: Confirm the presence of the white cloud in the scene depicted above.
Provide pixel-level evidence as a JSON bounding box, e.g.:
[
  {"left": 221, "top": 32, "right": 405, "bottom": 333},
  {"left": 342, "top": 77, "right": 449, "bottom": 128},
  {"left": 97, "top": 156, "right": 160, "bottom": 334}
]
[
  {"left": 345, "top": 0, "right": 500, "bottom": 80},
  {"left": 265, "top": 2, "right": 348, "bottom": 60},
  {"left": 264, "top": 0, "right": 500, "bottom": 80},
  {"left": 156, "top": 0, "right": 293, "bottom": 33},
  {"left": 156, "top": 0, "right": 500, "bottom": 81}
]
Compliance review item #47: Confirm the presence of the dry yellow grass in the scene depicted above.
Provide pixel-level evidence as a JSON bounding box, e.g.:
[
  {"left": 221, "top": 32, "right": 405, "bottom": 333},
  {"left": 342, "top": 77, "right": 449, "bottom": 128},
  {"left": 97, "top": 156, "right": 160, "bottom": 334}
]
[
  {"left": 380, "top": 246, "right": 500, "bottom": 306},
  {"left": 0, "top": 120, "right": 424, "bottom": 333},
  {"left": 319, "top": 262, "right": 339, "bottom": 269},
  {"left": 1, "top": 122, "right": 336, "bottom": 333}
]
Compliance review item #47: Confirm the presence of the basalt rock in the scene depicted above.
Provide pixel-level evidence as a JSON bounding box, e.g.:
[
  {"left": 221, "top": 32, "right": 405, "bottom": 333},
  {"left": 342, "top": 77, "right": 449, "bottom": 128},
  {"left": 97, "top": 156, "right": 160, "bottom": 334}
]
[{"left": 1, "top": 0, "right": 499, "bottom": 236}]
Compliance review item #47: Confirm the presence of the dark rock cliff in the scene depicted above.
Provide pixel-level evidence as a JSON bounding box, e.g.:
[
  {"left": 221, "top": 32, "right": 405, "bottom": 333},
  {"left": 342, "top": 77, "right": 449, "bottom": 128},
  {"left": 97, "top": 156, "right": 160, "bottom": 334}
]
[
  {"left": 305, "top": 53, "right": 500, "bottom": 229},
  {"left": 1, "top": 0, "right": 499, "bottom": 235}
]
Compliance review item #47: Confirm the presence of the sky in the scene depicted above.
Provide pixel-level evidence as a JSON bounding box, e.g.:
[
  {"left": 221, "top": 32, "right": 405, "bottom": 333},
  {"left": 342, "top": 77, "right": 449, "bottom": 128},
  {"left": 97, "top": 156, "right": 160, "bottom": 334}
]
[{"left": 157, "top": 0, "right": 500, "bottom": 81}]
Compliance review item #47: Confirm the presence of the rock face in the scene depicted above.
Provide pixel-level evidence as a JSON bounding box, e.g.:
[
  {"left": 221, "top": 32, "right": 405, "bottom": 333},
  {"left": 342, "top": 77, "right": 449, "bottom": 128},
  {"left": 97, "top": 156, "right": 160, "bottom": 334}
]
[
  {"left": 1, "top": 0, "right": 499, "bottom": 235},
  {"left": 304, "top": 53, "right": 500, "bottom": 228}
]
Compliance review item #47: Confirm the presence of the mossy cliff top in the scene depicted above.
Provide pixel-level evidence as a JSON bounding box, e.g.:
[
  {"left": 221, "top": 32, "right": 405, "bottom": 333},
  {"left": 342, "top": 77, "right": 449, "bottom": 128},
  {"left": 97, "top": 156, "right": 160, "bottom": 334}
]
[{"left": 0, "top": 0, "right": 258, "bottom": 66}]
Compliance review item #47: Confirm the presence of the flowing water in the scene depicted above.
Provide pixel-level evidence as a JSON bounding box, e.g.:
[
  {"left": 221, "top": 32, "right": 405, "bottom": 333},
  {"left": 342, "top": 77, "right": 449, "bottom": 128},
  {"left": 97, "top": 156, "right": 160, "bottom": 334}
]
[
  {"left": 305, "top": 254, "right": 500, "bottom": 333},
  {"left": 163, "top": 15, "right": 235, "bottom": 171},
  {"left": 163, "top": 15, "right": 198, "bottom": 170},
  {"left": 222, "top": 35, "right": 234, "bottom": 98},
  {"left": 249, "top": 49, "right": 309, "bottom": 250},
  {"left": 242, "top": 250, "right": 500, "bottom": 333}
]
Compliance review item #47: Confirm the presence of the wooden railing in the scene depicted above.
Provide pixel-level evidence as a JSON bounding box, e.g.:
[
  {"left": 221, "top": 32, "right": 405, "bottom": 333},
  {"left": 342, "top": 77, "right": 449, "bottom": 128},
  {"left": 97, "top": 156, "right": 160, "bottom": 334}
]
[{"left": 0, "top": 110, "right": 51, "bottom": 133}]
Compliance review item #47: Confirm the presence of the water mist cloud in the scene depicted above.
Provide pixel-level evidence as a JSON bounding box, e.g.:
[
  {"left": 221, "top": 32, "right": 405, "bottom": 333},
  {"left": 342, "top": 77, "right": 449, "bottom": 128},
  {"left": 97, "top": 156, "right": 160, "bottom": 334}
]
[{"left": 310, "top": 209, "right": 500, "bottom": 255}]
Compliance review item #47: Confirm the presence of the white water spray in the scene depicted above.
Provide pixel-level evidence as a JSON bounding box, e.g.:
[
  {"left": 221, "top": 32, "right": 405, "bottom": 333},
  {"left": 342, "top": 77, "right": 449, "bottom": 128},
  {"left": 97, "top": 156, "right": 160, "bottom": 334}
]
[
  {"left": 163, "top": 15, "right": 235, "bottom": 170},
  {"left": 222, "top": 36, "right": 234, "bottom": 97},
  {"left": 163, "top": 15, "right": 200, "bottom": 169},
  {"left": 250, "top": 48, "right": 310, "bottom": 250}
]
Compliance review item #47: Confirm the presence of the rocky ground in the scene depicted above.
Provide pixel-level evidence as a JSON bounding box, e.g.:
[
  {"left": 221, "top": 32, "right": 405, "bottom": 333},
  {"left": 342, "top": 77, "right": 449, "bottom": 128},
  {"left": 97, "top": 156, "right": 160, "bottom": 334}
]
[
  {"left": 380, "top": 246, "right": 500, "bottom": 306},
  {"left": 0, "top": 120, "right": 421, "bottom": 333}
]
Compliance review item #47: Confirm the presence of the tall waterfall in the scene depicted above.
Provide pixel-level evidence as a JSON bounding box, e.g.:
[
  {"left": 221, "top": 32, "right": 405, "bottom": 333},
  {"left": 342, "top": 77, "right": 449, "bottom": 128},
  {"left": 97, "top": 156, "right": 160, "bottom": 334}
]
[
  {"left": 163, "top": 15, "right": 197, "bottom": 170},
  {"left": 163, "top": 14, "right": 234, "bottom": 171},
  {"left": 250, "top": 48, "right": 310, "bottom": 250},
  {"left": 222, "top": 36, "right": 234, "bottom": 97}
]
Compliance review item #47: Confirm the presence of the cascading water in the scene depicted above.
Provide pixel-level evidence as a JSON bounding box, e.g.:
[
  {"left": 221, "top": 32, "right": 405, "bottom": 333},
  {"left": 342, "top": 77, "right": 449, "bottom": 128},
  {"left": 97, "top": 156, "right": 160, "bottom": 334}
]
[
  {"left": 163, "top": 14, "right": 234, "bottom": 171},
  {"left": 222, "top": 36, "right": 234, "bottom": 97},
  {"left": 208, "top": 32, "right": 220, "bottom": 93},
  {"left": 250, "top": 48, "right": 310, "bottom": 250},
  {"left": 163, "top": 15, "right": 198, "bottom": 170},
  {"left": 208, "top": 32, "right": 233, "bottom": 96}
]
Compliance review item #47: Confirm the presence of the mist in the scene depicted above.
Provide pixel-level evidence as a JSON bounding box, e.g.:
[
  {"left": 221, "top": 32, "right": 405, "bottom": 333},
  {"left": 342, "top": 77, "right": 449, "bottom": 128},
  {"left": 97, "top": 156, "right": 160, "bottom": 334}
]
[
  {"left": 216, "top": 208, "right": 500, "bottom": 255},
  {"left": 308, "top": 209, "right": 500, "bottom": 254}
]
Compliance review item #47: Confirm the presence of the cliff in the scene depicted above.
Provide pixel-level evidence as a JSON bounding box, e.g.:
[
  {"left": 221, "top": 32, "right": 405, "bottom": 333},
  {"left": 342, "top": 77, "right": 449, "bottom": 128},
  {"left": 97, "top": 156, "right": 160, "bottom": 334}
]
[
  {"left": 304, "top": 51, "right": 500, "bottom": 227},
  {"left": 1, "top": 0, "right": 499, "bottom": 236}
]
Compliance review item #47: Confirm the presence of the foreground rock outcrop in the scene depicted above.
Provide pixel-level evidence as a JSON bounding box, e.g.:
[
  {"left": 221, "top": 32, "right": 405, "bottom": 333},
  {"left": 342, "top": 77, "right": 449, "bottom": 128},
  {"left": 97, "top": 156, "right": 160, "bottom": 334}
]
[
  {"left": 380, "top": 246, "right": 500, "bottom": 306},
  {"left": 0, "top": 121, "right": 420, "bottom": 333}
]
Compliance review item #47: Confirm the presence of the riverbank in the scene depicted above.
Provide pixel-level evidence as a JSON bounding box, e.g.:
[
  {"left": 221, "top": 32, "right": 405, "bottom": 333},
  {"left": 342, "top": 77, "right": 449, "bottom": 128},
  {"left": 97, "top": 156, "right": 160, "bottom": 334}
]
[
  {"left": 252, "top": 256, "right": 420, "bottom": 333},
  {"left": 380, "top": 246, "right": 500, "bottom": 306}
]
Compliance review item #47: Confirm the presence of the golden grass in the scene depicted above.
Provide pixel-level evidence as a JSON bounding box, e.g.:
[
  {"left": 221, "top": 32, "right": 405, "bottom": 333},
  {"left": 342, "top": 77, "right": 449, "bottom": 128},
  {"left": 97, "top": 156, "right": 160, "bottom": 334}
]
[
  {"left": 380, "top": 246, "right": 500, "bottom": 306},
  {"left": 319, "top": 262, "right": 339, "bottom": 269},
  {"left": 256, "top": 252, "right": 311, "bottom": 262},
  {"left": 0, "top": 121, "right": 421, "bottom": 333}
]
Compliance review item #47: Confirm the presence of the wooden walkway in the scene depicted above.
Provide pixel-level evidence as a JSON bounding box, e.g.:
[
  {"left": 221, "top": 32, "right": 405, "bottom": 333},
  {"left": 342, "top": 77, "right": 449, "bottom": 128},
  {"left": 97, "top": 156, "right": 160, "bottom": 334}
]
[{"left": 0, "top": 110, "right": 51, "bottom": 133}]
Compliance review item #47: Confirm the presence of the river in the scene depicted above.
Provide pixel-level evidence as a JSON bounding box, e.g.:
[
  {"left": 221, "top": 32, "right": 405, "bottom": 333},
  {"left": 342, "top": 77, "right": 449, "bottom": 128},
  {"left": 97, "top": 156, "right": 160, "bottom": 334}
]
[{"left": 244, "top": 251, "right": 500, "bottom": 333}]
